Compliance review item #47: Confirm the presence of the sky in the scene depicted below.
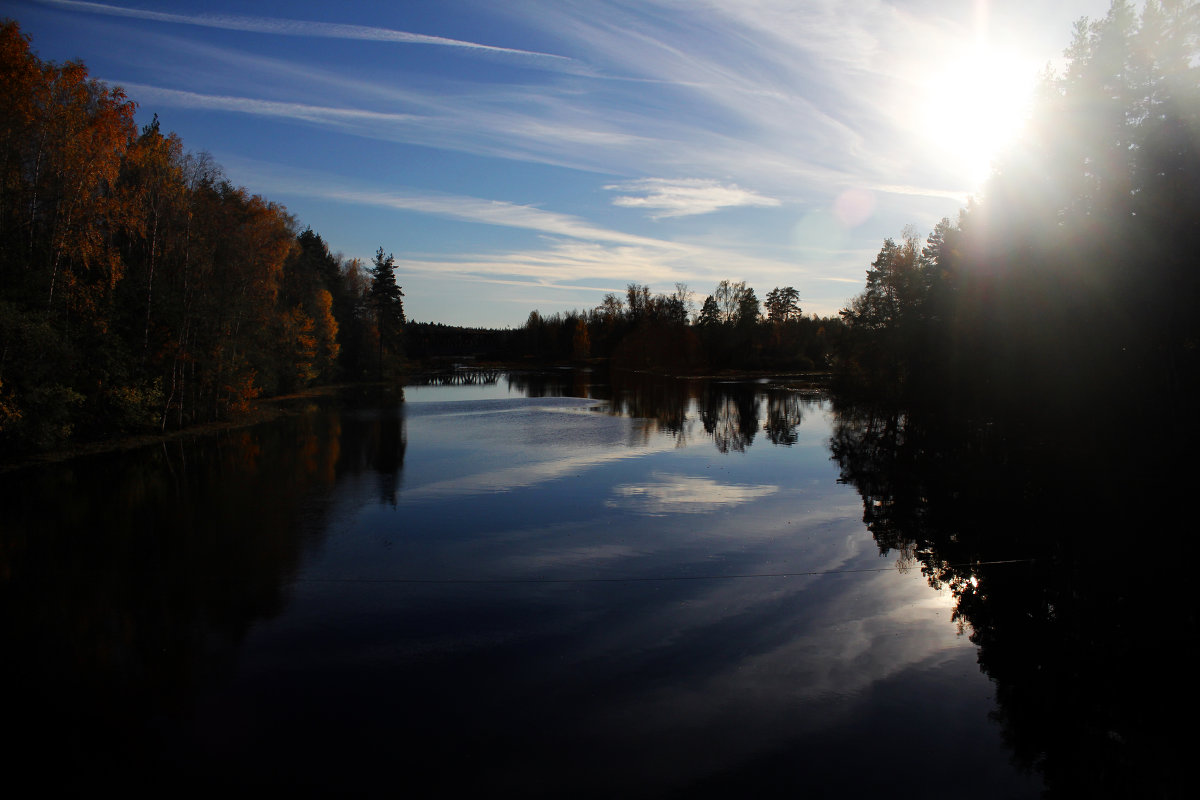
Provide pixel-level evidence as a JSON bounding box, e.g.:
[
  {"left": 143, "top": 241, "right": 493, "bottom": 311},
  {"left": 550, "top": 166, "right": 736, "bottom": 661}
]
[{"left": 2, "top": 0, "right": 1117, "bottom": 327}]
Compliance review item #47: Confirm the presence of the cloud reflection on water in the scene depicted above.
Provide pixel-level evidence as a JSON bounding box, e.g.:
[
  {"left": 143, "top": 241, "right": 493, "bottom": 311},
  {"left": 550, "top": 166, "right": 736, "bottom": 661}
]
[{"left": 609, "top": 472, "right": 779, "bottom": 515}]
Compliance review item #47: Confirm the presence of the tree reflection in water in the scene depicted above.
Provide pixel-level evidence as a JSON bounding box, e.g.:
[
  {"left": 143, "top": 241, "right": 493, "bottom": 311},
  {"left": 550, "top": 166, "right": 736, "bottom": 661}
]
[
  {"left": 763, "top": 391, "right": 807, "bottom": 446},
  {"left": 0, "top": 389, "right": 408, "bottom": 789},
  {"left": 829, "top": 395, "right": 1192, "bottom": 798},
  {"left": 505, "top": 368, "right": 822, "bottom": 454},
  {"left": 370, "top": 390, "right": 406, "bottom": 506}
]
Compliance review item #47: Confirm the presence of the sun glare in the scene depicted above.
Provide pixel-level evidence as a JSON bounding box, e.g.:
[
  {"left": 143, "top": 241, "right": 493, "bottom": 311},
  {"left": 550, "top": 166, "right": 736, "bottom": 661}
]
[{"left": 917, "top": 47, "right": 1038, "bottom": 190}]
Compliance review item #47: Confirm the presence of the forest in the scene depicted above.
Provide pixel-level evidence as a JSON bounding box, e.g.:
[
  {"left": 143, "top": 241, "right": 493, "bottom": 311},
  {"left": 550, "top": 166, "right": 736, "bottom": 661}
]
[
  {"left": 835, "top": 1, "right": 1200, "bottom": 454},
  {"left": 0, "top": 20, "right": 407, "bottom": 455},
  {"left": 440, "top": 281, "right": 842, "bottom": 373}
]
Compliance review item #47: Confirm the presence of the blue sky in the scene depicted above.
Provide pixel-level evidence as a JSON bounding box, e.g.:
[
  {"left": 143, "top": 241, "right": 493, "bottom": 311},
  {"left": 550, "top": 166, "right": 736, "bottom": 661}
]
[{"left": 4, "top": 0, "right": 1114, "bottom": 327}]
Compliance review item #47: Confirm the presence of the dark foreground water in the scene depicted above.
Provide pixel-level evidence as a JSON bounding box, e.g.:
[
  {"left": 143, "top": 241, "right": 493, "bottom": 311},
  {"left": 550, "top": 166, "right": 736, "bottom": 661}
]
[{"left": 1, "top": 370, "right": 1189, "bottom": 796}]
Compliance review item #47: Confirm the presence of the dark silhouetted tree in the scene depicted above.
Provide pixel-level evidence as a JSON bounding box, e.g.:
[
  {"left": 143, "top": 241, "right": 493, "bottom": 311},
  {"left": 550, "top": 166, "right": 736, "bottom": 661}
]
[
  {"left": 369, "top": 246, "right": 405, "bottom": 380},
  {"left": 765, "top": 286, "right": 801, "bottom": 323}
]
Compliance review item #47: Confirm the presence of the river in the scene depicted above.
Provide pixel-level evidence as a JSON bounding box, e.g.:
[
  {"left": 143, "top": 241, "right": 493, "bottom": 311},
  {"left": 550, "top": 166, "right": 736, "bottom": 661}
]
[{"left": 2, "top": 369, "right": 1182, "bottom": 796}]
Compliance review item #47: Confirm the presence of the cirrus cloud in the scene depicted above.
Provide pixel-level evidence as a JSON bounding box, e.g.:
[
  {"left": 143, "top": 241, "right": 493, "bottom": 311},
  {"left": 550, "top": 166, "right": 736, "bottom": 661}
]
[
  {"left": 34, "top": 0, "right": 570, "bottom": 60},
  {"left": 606, "top": 178, "right": 781, "bottom": 219}
]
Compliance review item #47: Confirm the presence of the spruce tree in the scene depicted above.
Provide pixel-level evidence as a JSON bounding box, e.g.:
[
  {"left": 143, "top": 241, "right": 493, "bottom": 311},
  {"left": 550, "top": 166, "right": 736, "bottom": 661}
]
[{"left": 369, "top": 247, "right": 405, "bottom": 380}]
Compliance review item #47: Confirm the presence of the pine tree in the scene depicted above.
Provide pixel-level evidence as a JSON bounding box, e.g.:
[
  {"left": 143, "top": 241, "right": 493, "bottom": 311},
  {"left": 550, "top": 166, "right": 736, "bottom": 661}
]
[
  {"left": 765, "top": 286, "right": 801, "bottom": 323},
  {"left": 369, "top": 247, "right": 405, "bottom": 380},
  {"left": 696, "top": 296, "right": 721, "bottom": 327}
]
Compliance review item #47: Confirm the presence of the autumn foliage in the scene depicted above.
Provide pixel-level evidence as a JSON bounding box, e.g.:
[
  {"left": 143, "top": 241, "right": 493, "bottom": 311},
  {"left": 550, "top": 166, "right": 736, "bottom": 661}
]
[{"left": 0, "top": 21, "right": 397, "bottom": 455}]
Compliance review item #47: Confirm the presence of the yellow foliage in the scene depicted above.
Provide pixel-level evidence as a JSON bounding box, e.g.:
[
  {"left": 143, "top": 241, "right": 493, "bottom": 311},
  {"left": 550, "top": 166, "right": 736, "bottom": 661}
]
[{"left": 0, "top": 378, "right": 21, "bottom": 433}]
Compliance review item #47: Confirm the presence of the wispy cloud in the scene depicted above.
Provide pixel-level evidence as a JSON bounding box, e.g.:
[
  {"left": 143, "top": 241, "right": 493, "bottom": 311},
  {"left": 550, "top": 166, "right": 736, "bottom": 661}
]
[
  {"left": 395, "top": 244, "right": 691, "bottom": 290},
  {"left": 87, "top": 5, "right": 902, "bottom": 196},
  {"left": 105, "top": 30, "right": 969, "bottom": 203},
  {"left": 870, "top": 183, "right": 972, "bottom": 202},
  {"left": 396, "top": 241, "right": 860, "bottom": 316},
  {"left": 606, "top": 178, "right": 781, "bottom": 219},
  {"left": 317, "top": 189, "right": 678, "bottom": 250},
  {"left": 114, "top": 82, "right": 423, "bottom": 126},
  {"left": 232, "top": 163, "right": 848, "bottom": 304},
  {"left": 36, "top": 0, "right": 570, "bottom": 60},
  {"left": 483, "top": 3, "right": 954, "bottom": 199},
  {"left": 223, "top": 158, "right": 679, "bottom": 248},
  {"left": 108, "top": 77, "right": 664, "bottom": 177}
]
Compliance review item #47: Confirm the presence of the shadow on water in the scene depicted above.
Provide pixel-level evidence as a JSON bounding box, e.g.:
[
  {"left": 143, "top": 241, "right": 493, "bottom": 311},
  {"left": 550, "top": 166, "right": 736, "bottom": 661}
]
[
  {"left": 0, "top": 388, "right": 408, "bottom": 788},
  {"left": 828, "top": 393, "right": 1195, "bottom": 799}
]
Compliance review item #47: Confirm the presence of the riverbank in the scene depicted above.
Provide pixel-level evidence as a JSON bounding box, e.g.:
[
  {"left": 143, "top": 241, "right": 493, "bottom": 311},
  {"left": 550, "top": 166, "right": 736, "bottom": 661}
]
[{"left": 0, "top": 383, "right": 385, "bottom": 474}]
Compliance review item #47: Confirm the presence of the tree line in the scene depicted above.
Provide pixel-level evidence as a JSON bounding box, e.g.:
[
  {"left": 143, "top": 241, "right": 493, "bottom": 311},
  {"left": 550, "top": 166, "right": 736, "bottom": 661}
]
[
  {"left": 835, "top": 0, "right": 1200, "bottom": 452},
  {"left": 0, "top": 21, "right": 405, "bottom": 455},
  {"left": 510, "top": 280, "right": 842, "bottom": 372},
  {"left": 403, "top": 281, "right": 840, "bottom": 373}
]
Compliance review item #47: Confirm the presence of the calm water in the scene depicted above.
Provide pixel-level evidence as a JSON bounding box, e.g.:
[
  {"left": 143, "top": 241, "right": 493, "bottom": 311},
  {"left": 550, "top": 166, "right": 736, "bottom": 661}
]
[{"left": 1, "top": 371, "right": 1058, "bottom": 795}]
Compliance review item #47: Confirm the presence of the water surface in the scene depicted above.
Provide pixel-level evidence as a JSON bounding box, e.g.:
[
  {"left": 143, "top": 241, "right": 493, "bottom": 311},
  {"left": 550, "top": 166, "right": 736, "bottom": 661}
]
[{"left": 1, "top": 371, "right": 1039, "bottom": 796}]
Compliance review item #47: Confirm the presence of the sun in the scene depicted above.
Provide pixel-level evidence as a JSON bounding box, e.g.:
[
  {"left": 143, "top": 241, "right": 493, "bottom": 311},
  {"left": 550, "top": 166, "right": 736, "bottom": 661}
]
[{"left": 916, "top": 46, "right": 1039, "bottom": 190}]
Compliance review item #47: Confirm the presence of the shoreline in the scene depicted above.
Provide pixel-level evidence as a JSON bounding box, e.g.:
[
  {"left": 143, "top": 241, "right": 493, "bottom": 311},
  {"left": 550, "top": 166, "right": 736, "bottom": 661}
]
[
  {"left": 1, "top": 367, "right": 832, "bottom": 473},
  {"left": 0, "top": 383, "right": 377, "bottom": 475}
]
